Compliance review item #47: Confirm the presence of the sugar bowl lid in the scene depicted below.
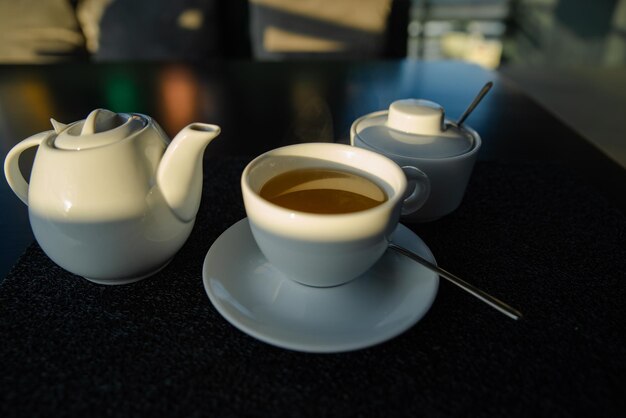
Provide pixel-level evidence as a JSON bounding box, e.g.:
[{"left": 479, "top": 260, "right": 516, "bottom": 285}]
[{"left": 353, "top": 99, "right": 475, "bottom": 159}]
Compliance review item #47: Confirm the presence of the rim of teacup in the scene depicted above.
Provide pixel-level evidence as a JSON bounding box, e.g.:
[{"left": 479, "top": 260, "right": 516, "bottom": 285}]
[{"left": 241, "top": 142, "right": 407, "bottom": 241}]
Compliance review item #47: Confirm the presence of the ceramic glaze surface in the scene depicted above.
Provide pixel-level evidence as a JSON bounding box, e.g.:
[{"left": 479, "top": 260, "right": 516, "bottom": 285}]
[
  {"left": 4, "top": 109, "right": 220, "bottom": 284},
  {"left": 351, "top": 100, "right": 481, "bottom": 222},
  {"left": 203, "top": 218, "right": 439, "bottom": 353},
  {"left": 241, "top": 143, "right": 429, "bottom": 287}
]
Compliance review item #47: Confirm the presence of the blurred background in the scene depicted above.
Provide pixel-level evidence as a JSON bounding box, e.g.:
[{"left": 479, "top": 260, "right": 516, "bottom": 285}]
[
  {"left": 0, "top": 0, "right": 624, "bottom": 168},
  {"left": 2, "top": 0, "right": 625, "bottom": 66}
]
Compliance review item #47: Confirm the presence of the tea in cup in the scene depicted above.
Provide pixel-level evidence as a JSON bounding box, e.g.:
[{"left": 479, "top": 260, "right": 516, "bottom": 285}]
[{"left": 241, "top": 143, "right": 429, "bottom": 287}]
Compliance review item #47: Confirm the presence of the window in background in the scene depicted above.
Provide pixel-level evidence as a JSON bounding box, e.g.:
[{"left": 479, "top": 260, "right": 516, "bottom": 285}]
[
  {"left": 249, "top": 0, "right": 394, "bottom": 60},
  {"left": 507, "top": 0, "right": 626, "bottom": 67},
  {"left": 0, "top": 0, "right": 85, "bottom": 63},
  {"left": 406, "top": 0, "right": 626, "bottom": 69},
  {"left": 407, "top": 0, "right": 510, "bottom": 69}
]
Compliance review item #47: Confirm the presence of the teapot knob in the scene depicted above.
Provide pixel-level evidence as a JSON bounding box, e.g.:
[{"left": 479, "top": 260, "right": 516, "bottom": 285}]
[{"left": 81, "top": 109, "right": 123, "bottom": 135}]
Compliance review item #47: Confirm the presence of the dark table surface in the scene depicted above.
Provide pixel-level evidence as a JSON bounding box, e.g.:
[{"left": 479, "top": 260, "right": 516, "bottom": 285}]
[{"left": 1, "top": 60, "right": 625, "bottom": 417}]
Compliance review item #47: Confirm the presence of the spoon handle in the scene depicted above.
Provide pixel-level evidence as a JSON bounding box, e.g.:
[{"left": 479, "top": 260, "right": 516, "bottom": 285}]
[
  {"left": 456, "top": 81, "right": 493, "bottom": 128},
  {"left": 388, "top": 243, "right": 523, "bottom": 320}
]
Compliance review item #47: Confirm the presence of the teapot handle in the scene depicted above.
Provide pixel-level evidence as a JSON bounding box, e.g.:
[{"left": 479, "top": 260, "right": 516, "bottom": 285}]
[{"left": 4, "top": 131, "right": 51, "bottom": 205}]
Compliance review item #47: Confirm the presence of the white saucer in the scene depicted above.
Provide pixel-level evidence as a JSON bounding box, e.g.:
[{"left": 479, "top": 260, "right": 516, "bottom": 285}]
[{"left": 202, "top": 218, "right": 439, "bottom": 353}]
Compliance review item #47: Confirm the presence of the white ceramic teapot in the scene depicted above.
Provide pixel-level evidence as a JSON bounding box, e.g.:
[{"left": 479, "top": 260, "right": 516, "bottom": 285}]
[{"left": 4, "top": 109, "right": 220, "bottom": 285}]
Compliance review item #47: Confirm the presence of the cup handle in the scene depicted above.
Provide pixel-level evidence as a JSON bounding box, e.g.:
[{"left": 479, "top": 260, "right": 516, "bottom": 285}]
[
  {"left": 4, "top": 131, "right": 50, "bottom": 206},
  {"left": 401, "top": 166, "right": 430, "bottom": 216}
]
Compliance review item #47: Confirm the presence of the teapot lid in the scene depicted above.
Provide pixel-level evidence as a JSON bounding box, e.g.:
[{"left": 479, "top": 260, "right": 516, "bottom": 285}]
[
  {"left": 53, "top": 109, "right": 146, "bottom": 150},
  {"left": 353, "top": 99, "right": 474, "bottom": 159}
]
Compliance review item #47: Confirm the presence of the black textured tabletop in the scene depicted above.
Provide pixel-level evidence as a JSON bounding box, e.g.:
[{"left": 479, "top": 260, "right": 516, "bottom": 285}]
[{"left": 1, "top": 156, "right": 624, "bottom": 417}]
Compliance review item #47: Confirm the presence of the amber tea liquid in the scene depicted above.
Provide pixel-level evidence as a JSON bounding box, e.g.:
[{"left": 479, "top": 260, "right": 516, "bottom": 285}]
[{"left": 259, "top": 168, "right": 387, "bottom": 214}]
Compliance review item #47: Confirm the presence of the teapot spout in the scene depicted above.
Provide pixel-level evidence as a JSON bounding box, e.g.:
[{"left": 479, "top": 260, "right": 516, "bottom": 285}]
[{"left": 157, "top": 123, "right": 220, "bottom": 222}]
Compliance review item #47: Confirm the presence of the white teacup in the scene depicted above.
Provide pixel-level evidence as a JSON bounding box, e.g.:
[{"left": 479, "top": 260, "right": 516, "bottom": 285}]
[{"left": 241, "top": 143, "right": 429, "bottom": 287}]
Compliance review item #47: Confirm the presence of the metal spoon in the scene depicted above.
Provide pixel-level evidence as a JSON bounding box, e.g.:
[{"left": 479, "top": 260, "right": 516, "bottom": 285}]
[
  {"left": 388, "top": 242, "right": 523, "bottom": 320},
  {"left": 455, "top": 81, "right": 493, "bottom": 128}
]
